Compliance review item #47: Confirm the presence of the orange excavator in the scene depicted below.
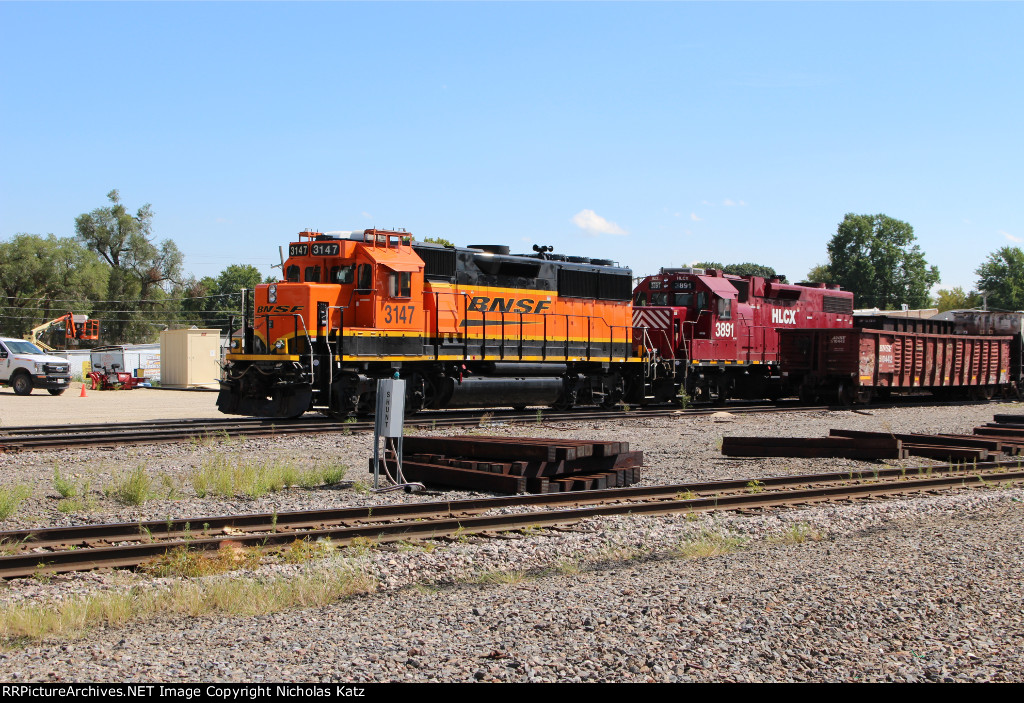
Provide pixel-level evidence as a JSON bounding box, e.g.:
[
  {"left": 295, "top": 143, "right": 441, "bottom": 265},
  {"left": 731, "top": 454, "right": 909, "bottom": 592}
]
[{"left": 25, "top": 313, "right": 100, "bottom": 352}]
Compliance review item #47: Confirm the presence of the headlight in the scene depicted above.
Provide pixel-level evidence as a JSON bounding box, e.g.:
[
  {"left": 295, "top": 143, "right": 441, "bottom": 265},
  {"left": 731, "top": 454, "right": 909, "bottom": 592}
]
[
  {"left": 35, "top": 362, "right": 44, "bottom": 372},
  {"left": 268, "top": 284, "right": 277, "bottom": 303},
  {"left": 230, "top": 339, "right": 239, "bottom": 349},
  {"left": 275, "top": 340, "right": 285, "bottom": 350}
]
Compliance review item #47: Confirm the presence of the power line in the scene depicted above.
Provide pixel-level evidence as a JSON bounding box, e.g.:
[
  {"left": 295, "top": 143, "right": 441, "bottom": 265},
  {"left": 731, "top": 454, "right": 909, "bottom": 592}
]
[
  {"left": 0, "top": 292, "right": 243, "bottom": 305},
  {"left": 0, "top": 305, "right": 243, "bottom": 314}
]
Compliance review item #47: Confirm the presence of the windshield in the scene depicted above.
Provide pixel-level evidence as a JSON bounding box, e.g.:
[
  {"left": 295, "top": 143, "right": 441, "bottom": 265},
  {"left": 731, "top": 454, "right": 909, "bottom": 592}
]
[{"left": 3, "top": 340, "right": 45, "bottom": 355}]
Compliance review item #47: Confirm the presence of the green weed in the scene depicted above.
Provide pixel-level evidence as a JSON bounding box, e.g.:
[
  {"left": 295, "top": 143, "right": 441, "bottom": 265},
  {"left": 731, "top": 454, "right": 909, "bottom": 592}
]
[
  {"left": 0, "top": 485, "right": 31, "bottom": 521},
  {"left": 106, "top": 466, "right": 154, "bottom": 506}
]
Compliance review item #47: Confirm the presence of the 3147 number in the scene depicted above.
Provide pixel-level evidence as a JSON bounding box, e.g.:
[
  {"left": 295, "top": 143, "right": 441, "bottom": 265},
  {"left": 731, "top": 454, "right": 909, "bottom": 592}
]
[{"left": 383, "top": 304, "right": 415, "bottom": 324}]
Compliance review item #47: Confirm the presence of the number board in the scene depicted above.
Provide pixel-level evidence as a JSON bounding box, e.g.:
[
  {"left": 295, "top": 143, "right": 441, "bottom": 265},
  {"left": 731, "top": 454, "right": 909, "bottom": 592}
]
[
  {"left": 673, "top": 280, "right": 694, "bottom": 290},
  {"left": 310, "top": 242, "right": 340, "bottom": 256},
  {"left": 288, "top": 244, "right": 308, "bottom": 257}
]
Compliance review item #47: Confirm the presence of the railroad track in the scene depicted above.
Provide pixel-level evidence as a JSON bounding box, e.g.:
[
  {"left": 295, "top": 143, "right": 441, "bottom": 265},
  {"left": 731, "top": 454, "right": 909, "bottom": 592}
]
[
  {"left": 3, "top": 459, "right": 1021, "bottom": 579},
  {"left": 0, "top": 398, "right": 997, "bottom": 453}
]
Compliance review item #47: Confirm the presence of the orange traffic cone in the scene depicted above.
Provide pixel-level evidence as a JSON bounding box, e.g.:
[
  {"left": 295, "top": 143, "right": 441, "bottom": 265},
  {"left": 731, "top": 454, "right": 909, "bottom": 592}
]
[{"left": 80, "top": 382, "right": 88, "bottom": 397}]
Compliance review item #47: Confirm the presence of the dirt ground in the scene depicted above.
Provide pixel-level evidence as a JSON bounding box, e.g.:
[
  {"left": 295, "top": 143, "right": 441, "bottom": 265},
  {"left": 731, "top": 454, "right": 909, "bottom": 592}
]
[{"left": 0, "top": 386, "right": 221, "bottom": 427}]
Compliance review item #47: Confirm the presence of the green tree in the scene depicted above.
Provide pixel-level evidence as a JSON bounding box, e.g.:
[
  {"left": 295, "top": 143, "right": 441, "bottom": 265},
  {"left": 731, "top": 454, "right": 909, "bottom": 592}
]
[
  {"left": 933, "top": 286, "right": 982, "bottom": 312},
  {"left": 423, "top": 236, "right": 455, "bottom": 247},
  {"left": 180, "top": 264, "right": 264, "bottom": 332},
  {"left": 975, "top": 246, "right": 1024, "bottom": 310},
  {"left": 694, "top": 261, "right": 781, "bottom": 279},
  {"left": 693, "top": 261, "right": 724, "bottom": 271},
  {"left": 75, "top": 190, "right": 183, "bottom": 343},
  {"left": 803, "top": 263, "right": 835, "bottom": 286},
  {"left": 0, "top": 234, "right": 108, "bottom": 337},
  {"left": 824, "top": 213, "right": 939, "bottom": 309}
]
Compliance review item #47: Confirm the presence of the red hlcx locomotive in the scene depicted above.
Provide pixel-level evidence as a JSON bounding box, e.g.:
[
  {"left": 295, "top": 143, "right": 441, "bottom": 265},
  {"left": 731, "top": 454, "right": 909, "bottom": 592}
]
[{"left": 631, "top": 267, "right": 855, "bottom": 402}]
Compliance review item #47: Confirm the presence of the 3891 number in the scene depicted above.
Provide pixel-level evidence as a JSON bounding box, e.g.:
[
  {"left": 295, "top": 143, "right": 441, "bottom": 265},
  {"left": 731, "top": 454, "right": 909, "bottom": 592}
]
[{"left": 715, "top": 322, "right": 734, "bottom": 338}]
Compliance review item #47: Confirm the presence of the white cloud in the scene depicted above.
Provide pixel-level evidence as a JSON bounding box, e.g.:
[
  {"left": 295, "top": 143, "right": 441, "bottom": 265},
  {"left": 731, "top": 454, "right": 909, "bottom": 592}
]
[
  {"left": 571, "top": 209, "right": 627, "bottom": 236},
  {"left": 361, "top": 211, "right": 373, "bottom": 219},
  {"left": 690, "top": 212, "right": 702, "bottom": 221},
  {"left": 1000, "top": 230, "right": 1021, "bottom": 243},
  {"left": 723, "top": 199, "right": 747, "bottom": 207}
]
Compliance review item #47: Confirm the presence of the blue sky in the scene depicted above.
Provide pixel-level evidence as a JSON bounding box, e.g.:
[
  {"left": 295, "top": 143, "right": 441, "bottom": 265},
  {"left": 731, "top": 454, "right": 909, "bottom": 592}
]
[{"left": 2, "top": 2, "right": 1021, "bottom": 293}]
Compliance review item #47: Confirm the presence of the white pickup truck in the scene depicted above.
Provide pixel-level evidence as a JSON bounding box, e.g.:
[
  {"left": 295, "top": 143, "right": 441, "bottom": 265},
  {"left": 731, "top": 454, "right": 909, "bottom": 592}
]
[{"left": 0, "top": 337, "right": 73, "bottom": 395}]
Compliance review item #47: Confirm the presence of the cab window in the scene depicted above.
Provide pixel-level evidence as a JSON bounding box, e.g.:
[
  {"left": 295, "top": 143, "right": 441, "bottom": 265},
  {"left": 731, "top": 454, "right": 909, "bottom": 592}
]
[
  {"left": 650, "top": 292, "right": 669, "bottom": 306},
  {"left": 696, "top": 292, "right": 709, "bottom": 311},
  {"left": 357, "top": 264, "right": 373, "bottom": 290},
  {"left": 717, "top": 297, "right": 732, "bottom": 320},
  {"left": 331, "top": 264, "right": 355, "bottom": 284},
  {"left": 634, "top": 292, "right": 647, "bottom": 306},
  {"left": 304, "top": 266, "right": 321, "bottom": 283},
  {"left": 389, "top": 272, "right": 412, "bottom": 298},
  {"left": 672, "top": 293, "right": 693, "bottom": 307}
]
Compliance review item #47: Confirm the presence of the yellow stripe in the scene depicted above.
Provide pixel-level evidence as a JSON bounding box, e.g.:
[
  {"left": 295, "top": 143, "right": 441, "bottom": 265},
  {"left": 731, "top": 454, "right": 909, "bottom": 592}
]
[{"left": 226, "top": 354, "right": 302, "bottom": 362}]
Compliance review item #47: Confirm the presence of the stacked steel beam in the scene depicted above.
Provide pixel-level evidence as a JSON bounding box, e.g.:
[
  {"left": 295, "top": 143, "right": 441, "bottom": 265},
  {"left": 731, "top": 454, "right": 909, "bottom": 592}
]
[
  {"left": 721, "top": 415, "right": 1024, "bottom": 461},
  {"left": 370, "top": 436, "right": 643, "bottom": 494}
]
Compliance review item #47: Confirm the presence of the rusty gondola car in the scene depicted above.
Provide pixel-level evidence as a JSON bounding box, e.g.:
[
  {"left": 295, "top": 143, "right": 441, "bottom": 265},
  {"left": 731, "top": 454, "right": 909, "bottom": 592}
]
[{"left": 778, "top": 313, "right": 1022, "bottom": 403}]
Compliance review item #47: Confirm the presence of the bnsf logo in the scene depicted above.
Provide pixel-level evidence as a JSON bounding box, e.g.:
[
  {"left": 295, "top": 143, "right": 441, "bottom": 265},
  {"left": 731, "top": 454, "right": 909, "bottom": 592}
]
[
  {"left": 771, "top": 309, "right": 797, "bottom": 324},
  {"left": 256, "top": 305, "right": 305, "bottom": 313},
  {"left": 467, "top": 297, "right": 552, "bottom": 314}
]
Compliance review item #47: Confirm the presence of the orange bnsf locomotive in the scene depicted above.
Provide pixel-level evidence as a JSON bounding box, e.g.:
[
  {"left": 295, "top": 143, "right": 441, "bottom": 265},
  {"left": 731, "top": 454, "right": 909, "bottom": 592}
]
[{"left": 217, "top": 230, "right": 650, "bottom": 418}]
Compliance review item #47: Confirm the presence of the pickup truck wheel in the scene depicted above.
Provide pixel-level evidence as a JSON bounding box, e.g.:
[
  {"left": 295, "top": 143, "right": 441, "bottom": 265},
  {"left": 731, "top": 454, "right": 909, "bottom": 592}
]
[
  {"left": 48, "top": 388, "right": 66, "bottom": 396},
  {"left": 11, "top": 373, "right": 32, "bottom": 396}
]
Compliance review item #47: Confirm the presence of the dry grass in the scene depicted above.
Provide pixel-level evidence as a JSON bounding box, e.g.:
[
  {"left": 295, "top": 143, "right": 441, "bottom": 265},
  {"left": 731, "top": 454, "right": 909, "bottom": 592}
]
[
  {"left": 772, "top": 522, "right": 824, "bottom": 545},
  {"left": 471, "top": 568, "right": 528, "bottom": 585},
  {"left": 191, "top": 453, "right": 348, "bottom": 498},
  {"left": 140, "top": 544, "right": 264, "bottom": 578},
  {"left": 0, "top": 564, "right": 377, "bottom": 642},
  {"left": 279, "top": 538, "right": 337, "bottom": 564},
  {"left": 672, "top": 530, "right": 747, "bottom": 559}
]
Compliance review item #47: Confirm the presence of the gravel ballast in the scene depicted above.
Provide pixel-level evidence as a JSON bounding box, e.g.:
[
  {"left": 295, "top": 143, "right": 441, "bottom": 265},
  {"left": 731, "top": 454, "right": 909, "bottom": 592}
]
[{"left": 0, "top": 400, "right": 1022, "bottom": 682}]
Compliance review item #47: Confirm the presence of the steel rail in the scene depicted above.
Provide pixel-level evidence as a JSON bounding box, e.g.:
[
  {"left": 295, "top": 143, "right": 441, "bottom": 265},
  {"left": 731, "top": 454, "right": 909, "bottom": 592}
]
[
  {"left": 0, "top": 396, "right": 1001, "bottom": 453},
  {"left": 3, "top": 462, "right": 1021, "bottom": 579},
  {"left": 0, "top": 404, "right": 828, "bottom": 453},
  {"left": 2, "top": 459, "right": 1016, "bottom": 550}
]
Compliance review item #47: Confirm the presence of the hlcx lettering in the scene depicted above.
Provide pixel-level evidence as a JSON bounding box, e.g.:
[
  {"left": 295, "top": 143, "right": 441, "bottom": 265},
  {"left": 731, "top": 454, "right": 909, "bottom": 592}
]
[
  {"left": 771, "top": 309, "right": 797, "bottom": 325},
  {"left": 256, "top": 305, "right": 305, "bottom": 314},
  {"left": 468, "top": 297, "right": 552, "bottom": 314}
]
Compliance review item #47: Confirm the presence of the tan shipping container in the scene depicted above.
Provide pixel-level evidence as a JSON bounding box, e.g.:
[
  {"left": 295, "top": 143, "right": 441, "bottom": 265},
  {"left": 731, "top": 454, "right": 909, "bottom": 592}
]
[{"left": 159, "top": 328, "right": 221, "bottom": 389}]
